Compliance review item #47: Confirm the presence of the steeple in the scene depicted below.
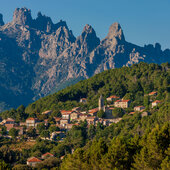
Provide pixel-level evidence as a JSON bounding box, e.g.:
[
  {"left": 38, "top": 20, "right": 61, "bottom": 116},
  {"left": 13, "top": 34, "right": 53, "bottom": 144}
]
[{"left": 99, "top": 95, "right": 105, "bottom": 111}]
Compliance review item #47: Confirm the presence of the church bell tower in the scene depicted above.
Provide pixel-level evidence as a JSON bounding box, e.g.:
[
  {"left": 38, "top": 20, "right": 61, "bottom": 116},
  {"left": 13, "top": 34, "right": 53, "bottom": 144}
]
[{"left": 99, "top": 95, "right": 105, "bottom": 111}]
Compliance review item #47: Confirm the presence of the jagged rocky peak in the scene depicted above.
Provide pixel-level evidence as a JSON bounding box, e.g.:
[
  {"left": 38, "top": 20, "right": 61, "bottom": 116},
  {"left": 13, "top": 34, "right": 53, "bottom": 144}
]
[
  {"left": 55, "top": 21, "right": 76, "bottom": 43},
  {"left": 55, "top": 20, "right": 68, "bottom": 30},
  {"left": 82, "top": 24, "right": 94, "bottom": 34},
  {"left": 34, "top": 12, "right": 54, "bottom": 32},
  {"left": 107, "top": 22, "right": 125, "bottom": 42},
  {"left": 76, "top": 24, "right": 100, "bottom": 53},
  {"left": 0, "top": 13, "right": 4, "bottom": 26},
  {"left": 12, "top": 7, "right": 33, "bottom": 26}
]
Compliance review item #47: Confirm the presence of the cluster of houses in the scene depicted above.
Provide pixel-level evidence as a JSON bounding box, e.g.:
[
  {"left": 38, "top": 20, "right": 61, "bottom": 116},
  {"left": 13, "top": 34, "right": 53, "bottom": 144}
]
[
  {"left": 27, "top": 152, "right": 54, "bottom": 167},
  {"left": 0, "top": 91, "right": 162, "bottom": 167},
  {"left": 0, "top": 91, "right": 161, "bottom": 139}
]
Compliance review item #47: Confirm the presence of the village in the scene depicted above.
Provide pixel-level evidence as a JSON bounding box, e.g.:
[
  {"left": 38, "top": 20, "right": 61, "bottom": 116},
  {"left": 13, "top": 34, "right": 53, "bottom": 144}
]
[{"left": 0, "top": 91, "right": 161, "bottom": 167}]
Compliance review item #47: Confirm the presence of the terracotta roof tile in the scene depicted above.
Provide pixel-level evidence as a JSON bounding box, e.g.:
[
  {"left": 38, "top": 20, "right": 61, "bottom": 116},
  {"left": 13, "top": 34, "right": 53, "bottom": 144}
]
[
  {"left": 27, "top": 157, "right": 42, "bottom": 162},
  {"left": 107, "top": 95, "right": 120, "bottom": 99},
  {"left": 152, "top": 100, "right": 161, "bottom": 103},
  {"left": 149, "top": 91, "right": 157, "bottom": 95},
  {"left": 42, "top": 152, "right": 54, "bottom": 157}
]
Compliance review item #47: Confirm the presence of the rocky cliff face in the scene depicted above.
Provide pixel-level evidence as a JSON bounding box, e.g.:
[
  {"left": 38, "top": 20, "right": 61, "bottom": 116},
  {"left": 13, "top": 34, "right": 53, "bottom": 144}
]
[{"left": 0, "top": 8, "right": 169, "bottom": 111}]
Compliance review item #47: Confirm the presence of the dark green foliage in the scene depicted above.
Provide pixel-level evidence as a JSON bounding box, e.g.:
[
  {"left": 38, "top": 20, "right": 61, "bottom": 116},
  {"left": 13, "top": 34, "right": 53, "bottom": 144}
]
[
  {"left": 40, "top": 130, "right": 50, "bottom": 139},
  {"left": 0, "top": 126, "right": 7, "bottom": 135},
  {"left": 97, "top": 110, "right": 106, "bottom": 118},
  {"left": 35, "top": 157, "right": 61, "bottom": 169},
  {"left": 0, "top": 105, "right": 28, "bottom": 122},
  {"left": 49, "top": 125, "right": 60, "bottom": 133},
  {"left": 112, "top": 108, "right": 124, "bottom": 118},
  {"left": 0, "top": 145, "right": 20, "bottom": 164},
  {"left": 12, "top": 164, "right": 32, "bottom": 170},
  {"left": 0, "top": 159, "right": 10, "bottom": 170},
  {"left": 9, "top": 128, "right": 19, "bottom": 139},
  {"left": 37, "top": 122, "right": 46, "bottom": 133},
  {"left": 26, "top": 128, "right": 36, "bottom": 138}
]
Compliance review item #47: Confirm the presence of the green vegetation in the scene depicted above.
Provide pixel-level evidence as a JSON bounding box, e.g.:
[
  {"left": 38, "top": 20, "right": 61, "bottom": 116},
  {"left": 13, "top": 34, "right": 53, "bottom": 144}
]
[
  {"left": 24, "top": 62, "right": 169, "bottom": 115},
  {"left": 97, "top": 110, "right": 106, "bottom": 118},
  {"left": 112, "top": 107, "right": 124, "bottom": 118},
  {"left": 0, "top": 62, "right": 169, "bottom": 169},
  {"left": 9, "top": 128, "right": 19, "bottom": 139}
]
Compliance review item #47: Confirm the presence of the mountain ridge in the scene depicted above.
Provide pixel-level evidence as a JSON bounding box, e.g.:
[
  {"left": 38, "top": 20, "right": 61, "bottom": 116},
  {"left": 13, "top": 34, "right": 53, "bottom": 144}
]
[{"left": 0, "top": 7, "right": 169, "bottom": 111}]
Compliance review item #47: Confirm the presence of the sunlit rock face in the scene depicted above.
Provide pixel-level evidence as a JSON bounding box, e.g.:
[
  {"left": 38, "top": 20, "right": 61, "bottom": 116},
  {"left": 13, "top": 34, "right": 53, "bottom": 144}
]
[{"left": 0, "top": 8, "right": 169, "bottom": 111}]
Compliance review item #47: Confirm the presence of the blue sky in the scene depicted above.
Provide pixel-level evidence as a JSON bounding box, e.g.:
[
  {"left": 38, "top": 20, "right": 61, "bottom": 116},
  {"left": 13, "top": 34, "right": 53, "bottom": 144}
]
[{"left": 0, "top": 0, "right": 170, "bottom": 49}]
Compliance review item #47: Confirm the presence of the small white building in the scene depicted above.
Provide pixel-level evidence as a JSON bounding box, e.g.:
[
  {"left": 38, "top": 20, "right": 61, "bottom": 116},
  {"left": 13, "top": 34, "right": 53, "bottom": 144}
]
[
  {"left": 106, "top": 95, "right": 120, "bottom": 102},
  {"left": 114, "top": 99, "right": 131, "bottom": 108},
  {"left": 80, "top": 98, "right": 87, "bottom": 103},
  {"left": 60, "top": 110, "right": 72, "bottom": 120},
  {"left": 27, "top": 157, "right": 42, "bottom": 167},
  {"left": 134, "top": 106, "right": 145, "bottom": 112},
  {"left": 152, "top": 100, "right": 161, "bottom": 108},
  {"left": 26, "top": 118, "right": 39, "bottom": 128}
]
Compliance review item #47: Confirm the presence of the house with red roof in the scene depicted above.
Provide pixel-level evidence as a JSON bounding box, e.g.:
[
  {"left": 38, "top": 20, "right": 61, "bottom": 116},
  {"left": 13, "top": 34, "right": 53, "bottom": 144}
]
[
  {"left": 88, "top": 108, "right": 98, "bottom": 116},
  {"left": 60, "top": 110, "right": 72, "bottom": 120},
  {"left": 26, "top": 118, "right": 39, "bottom": 128},
  {"left": 134, "top": 106, "right": 145, "bottom": 112},
  {"left": 114, "top": 99, "right": 131, "bottom": 108},
  {"left": 27, "top": 157, "right": 42, "bottom": 167},
  {"left": 152, "top": 100, "right": 161, "bottom": 108},
  {"left": 106, "top": 95, "right": 120, "bottom": 102},
  {"left": 3, "top": 118, "right": 16, "bottom": 131},
  {"left": 41, "top": 152, "right": 54, "bottom": 159},
  {"left": 149, "top": 91, "right": 157, "bottom": 96},
  {"left": 80, "top": 98, "right": 87, "bottom": 103}
]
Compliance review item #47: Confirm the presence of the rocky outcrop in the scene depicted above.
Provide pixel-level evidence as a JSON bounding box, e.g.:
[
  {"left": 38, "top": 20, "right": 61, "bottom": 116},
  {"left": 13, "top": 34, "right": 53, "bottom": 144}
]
[
  {"left": 0, "top": 13, "right": 4, "bottom": 26},
  {"left": 12, "top": 8, "right": 33, "bottom": 26},
  {"left": 0, "top": 8, "right": 169, "bottom": 111}
]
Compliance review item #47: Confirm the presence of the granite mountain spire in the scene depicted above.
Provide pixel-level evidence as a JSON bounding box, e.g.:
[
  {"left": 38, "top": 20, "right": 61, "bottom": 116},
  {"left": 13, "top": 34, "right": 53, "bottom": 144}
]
[{"left": 0, "top": 8, "right": 169, "bottom": 111}]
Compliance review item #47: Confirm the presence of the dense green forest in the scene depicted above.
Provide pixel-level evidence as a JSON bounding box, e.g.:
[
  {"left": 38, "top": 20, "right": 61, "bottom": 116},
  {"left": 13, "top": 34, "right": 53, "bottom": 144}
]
[
  {"left": 0, "top": 62, "right": 169, "bottom": 120},
  {"left": 0, "top": 62, "right": 169, "bottom": 169}
]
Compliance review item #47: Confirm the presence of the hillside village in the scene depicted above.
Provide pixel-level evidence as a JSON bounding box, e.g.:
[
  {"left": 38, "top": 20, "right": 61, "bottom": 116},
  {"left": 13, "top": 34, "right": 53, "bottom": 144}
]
[{"left": 0, "top": 90, "right": 162, "bottom": 167}]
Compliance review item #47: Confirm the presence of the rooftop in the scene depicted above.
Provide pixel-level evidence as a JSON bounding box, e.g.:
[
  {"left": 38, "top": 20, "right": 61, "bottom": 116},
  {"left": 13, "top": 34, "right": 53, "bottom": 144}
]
[
  {"left": 107, "top": 95, "right": 120, "bottom": 99},
  {"left": 26, "top": 117, "right": 37, "bottom": 121},
  {"left": 115, "top": 99, "right": 130, "bottom": 103},
  {"left": 134, "top": 106, "right": 144, "bottom": 108},
  {"left": 42, "top": 152, "right": 54, "bottom": 157},
  {"left": 60, "top": 110, "right": 72, "bottom": 115},
  {"left": 152, "top": 100, "right": 161, "bottom": 103},
  {"left": 27, "top": 157, "right": 42, "bottom": 162},
  {"left": 149, "top": 91, "right": 157, "bottom": 95}
]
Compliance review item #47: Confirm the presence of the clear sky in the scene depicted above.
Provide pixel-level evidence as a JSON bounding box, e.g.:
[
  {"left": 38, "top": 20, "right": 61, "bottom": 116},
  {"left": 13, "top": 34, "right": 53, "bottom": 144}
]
[{"left": 0, "top": 0, "right": 170, "bottom": 49}]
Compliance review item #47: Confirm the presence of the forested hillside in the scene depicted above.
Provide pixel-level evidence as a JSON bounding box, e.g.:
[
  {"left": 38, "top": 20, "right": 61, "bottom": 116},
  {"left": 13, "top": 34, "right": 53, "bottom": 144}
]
[
  {"left": 0, "top": 62, "right": 169, "bottom": 169},
  {"left": 25, "top": 62, "right": 170, "bottom": 115}
]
